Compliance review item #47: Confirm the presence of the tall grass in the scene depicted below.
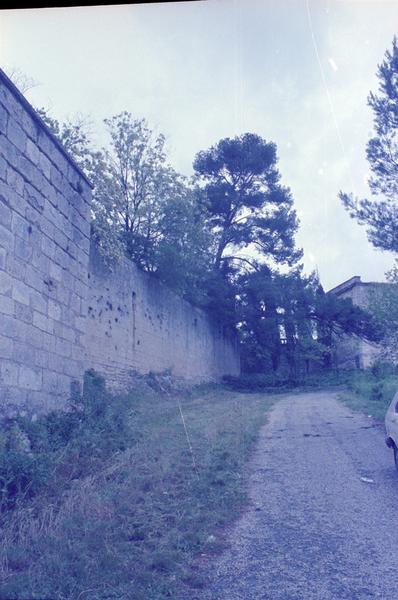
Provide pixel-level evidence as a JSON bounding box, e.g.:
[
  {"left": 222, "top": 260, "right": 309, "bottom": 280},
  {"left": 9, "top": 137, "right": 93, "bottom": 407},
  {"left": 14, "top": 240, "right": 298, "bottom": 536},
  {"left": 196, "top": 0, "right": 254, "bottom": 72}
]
[
  {"left": 0, "top": 374, "right": 277, "bottom": 599},
  {"left": 340, "top": 365, "right": 398, "bottom": 420}
]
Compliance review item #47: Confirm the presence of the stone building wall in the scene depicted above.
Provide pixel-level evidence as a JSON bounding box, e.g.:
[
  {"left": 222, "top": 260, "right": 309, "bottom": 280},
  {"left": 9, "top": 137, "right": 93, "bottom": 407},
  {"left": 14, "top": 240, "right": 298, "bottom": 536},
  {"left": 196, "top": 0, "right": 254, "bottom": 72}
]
[
  {"left": 0, "top": 69, "right": 240, "bottom": 415},
  {"left": 0, "top": 69, "right": 92, "bottom": 414},
  {"left": 85, "top": 248, "right": 240, "bottom": 390}
]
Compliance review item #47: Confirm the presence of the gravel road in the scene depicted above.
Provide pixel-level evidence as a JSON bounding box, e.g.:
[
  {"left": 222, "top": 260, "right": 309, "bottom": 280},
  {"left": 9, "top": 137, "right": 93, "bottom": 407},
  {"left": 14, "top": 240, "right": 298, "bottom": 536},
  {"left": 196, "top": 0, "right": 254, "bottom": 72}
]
[{"left": 198, "top": 391, "right": 398, "bottom": 600}]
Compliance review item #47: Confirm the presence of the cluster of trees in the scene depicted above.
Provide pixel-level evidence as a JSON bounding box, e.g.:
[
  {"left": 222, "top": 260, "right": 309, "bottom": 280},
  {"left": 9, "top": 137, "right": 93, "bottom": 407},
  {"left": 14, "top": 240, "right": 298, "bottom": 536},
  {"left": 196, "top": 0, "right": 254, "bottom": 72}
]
[{"left": 36, "top": 81, "right": 384, "bottom": 376}]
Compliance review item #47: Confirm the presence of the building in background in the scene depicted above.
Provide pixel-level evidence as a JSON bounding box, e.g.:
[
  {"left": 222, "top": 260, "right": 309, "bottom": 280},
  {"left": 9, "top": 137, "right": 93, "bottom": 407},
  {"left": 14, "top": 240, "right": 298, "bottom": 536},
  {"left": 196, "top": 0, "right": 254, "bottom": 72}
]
[{"left": 328, "top": 276, "right": 385, "bottom": 369}]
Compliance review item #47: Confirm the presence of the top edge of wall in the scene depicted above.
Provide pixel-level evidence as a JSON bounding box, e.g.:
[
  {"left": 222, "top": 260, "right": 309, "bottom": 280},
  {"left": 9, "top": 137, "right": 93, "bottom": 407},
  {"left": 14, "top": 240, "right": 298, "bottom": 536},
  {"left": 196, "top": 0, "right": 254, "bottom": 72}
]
[{"left": 0, "top": 68, "right": 93, "bottom": 189}]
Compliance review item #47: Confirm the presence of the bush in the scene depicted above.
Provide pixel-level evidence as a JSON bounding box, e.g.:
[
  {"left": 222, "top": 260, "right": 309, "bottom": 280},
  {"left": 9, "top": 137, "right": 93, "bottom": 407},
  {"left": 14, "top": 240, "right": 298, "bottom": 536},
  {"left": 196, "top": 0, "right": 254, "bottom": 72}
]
[
  {"left": 223, "top": 373, "right": 290, "bottom": 392},
  {"left": 0, "top": 369, "right": 136, "bottom": 512}
]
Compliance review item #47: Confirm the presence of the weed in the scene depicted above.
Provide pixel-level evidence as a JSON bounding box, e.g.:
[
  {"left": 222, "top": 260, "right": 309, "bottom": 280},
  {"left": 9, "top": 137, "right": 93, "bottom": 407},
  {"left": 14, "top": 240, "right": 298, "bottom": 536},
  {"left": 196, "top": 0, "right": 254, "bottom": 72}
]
[{"left": 0, "top": 376, "right": 277, "bottom": 599}]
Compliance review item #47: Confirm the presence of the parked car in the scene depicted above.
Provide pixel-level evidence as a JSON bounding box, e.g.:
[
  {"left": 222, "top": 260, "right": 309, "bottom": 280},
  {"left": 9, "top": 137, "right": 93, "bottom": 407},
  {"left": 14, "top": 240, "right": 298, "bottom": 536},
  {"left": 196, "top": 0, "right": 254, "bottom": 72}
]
[{"left": 385, "top": 391, "right": 398, "bottom": 470}]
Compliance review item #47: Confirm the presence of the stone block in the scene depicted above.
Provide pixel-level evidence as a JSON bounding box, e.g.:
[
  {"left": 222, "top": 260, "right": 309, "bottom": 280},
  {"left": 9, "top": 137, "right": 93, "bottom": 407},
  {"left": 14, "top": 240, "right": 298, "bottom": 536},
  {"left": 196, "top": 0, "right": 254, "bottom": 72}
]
[
  {"left": 41, "top": 330, "right": 56, "bottom": 354},
  {"left": 18, "top": 155, "right": 40, "bottom": 188},
  {"left": 37, "top": 127, "right": 54, "bottom": 159},
  {"left": 0, "top": 198, "right": 12, "bottom": 229},
  {"left": 14, "top": 236, "right": 33, "bottom": 262},
  {"left": 0, "top": 246, "right": 6, "bottom": 270},
  {"left": 7, "top": 118, "right": 27, "bottom": 153},
  {"left": 66, "top": 240, "right": 77, "bottom": 260},
  {"left": 28, "top": 325, "right": 45, "bottom": 350},
  {"left": 25, "top": 265, "right": 47, "bottom": 293},
  {"left": 57, "top": 231, "right": 70, "bottom": 253},
  {"left": 0, "top": 271, "right": 13, "bottom": 296},
  {"left": 49, "top": 261, "right": 63, "bottom": 282},
  {"left": 70, "top": 206, "right": 90, "bottom": 237},
  {"left": 48, "top": 298, "right": 62, "bottom": 321},
  {"left": 1, "top": 360, "right": 19, "bottom": 386},
  {"left": 11, "top": 211, "right": 30, "bottom": 241},
  {"left": 75, "top": 315, "right": 86, "bottom": 334},
  {"left": 0, "top": 87, "right": 23, "bottom": 122},
  {"left": 21, "top": 110, "right": 39, "bottom": 142},
  {"left": 56, "top": 284, "right": 70, "bottom": 307},
  {"left": 25, "top": 205, "right": 43, "bottom": 228},
  {"left": 70, "top": 292, "right": 81, "bottom": 315},
  {"left": 7, "top": 165, "right": 24, "bottom": 196},
  {"left": 33, "top": 310, "right": 53, "bottom": 334},
  {"left": 62, "top": 358, "right": 83, "bottom": 379},
  {"left": 38, "top": 216, "right": 54, "bottom": 241},
  {"left": 54, "top": 246, "right": 72, "bottom": 271},
  {"left": 0, "top": 224, "right": 13, "bottom": 253},
  {"left": 0, "top": 155, "right": 6, "bottom": 181},
  {"left": 0, "top": 335, "right": 13, "bottom": 358},
  {"left": 12, "top": 280, "right": 31, "bottom": 305},
  {"left": 29, "top": 288, "right": 47, "bottom": 314},
  {"left": 15, "top": 301, "right": 33, "bottom": 324},
  {"left": 6, "top": 254, "right": 27, "bottom": 281},
  {"left": 18, "top": 365, "right": 42, "bottom": 391},
  {"left": 41, "top": 234, "right": 57, "bottom": 258},
  {"left": 25, "top": 136, "right": 40, "bottom": 165},
  {"left": 61, "top": 304, "right": 74, "bottom": 325},
  {"left": 42, "top": 370, "right": 69, "bottom": 394},
  {"left": 0, "top": 103, "right": 8, "bottom": 134},
  {"left": 52, "top": 152, "right": 70, "bottom": 179},
  {"left": 55, "top": 191, "right": 71, "bottom": 220},
  {"left": 44, "top": 198, "right": 66, "bottom": 232},
  {"left": 25, "top": 182, "right": 45, "bottom": 212},
  {"left": 0, "top": 293, "right": 14, "bottom": 316},
  {"left": 39, "top": 151, "right": 52, "bottom": 180},
  {"left": 1, "top": 314, "right": 26, "bottom": 341},
  {"left": 0, "top": 134, "right": 19, "bottom": 169},
  {"left": 12, "top": 341, "right": 37, "bottom": 366},
  {"left": 0, "top": 181, "right": 24, "bottom": 218},
  {"left": 33, "top": 349, "right": 49, "bottom": 369},
  {"left": 50, "top": 164, "right": 63, "bottom": 192}
]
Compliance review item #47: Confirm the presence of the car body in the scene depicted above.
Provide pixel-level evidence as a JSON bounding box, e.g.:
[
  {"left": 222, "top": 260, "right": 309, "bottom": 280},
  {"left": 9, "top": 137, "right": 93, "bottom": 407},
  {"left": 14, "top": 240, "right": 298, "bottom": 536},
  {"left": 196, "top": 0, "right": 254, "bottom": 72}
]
[{"left": 385, "top": 391, "right": 398, "bottom": 469}]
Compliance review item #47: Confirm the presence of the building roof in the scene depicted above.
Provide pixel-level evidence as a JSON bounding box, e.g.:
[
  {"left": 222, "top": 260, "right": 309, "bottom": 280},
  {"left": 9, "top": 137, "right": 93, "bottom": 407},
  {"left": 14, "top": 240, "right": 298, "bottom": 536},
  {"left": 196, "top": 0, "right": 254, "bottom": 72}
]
[
  {"left": 328, "top": 275, "right": 387, "bottom": 296},
  {"left": 0, "top": 68, "right": 93, "bottom": 189}
]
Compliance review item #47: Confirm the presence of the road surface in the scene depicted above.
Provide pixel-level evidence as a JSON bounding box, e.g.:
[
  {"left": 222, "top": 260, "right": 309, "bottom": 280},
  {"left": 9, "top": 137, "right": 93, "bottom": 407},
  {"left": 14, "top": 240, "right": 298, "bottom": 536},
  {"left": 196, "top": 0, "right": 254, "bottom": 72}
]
[{"left": 199, "top": 391, "right": 398, "bottom": 600}]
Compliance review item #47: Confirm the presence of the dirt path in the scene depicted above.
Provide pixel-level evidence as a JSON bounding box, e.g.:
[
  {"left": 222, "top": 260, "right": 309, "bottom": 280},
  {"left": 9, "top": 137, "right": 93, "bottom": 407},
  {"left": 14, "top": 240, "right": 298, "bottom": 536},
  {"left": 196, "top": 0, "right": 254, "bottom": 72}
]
[{"left": 197, "top": 391, "right": 398, "bottom": 600}]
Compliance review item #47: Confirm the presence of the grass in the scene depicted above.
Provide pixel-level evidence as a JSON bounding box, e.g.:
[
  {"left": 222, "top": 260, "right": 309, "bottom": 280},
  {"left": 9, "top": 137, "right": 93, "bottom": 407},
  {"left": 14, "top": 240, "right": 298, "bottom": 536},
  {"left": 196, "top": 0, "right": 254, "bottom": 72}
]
[
  {"left": 338, "top": 369, "right": 398, "bottom": 421},
  {"left": 0, "top": 374, "right": 278, "bottom": 600},
  {"left": 225, "top": 367, "right": 398, "bottom": 422}
]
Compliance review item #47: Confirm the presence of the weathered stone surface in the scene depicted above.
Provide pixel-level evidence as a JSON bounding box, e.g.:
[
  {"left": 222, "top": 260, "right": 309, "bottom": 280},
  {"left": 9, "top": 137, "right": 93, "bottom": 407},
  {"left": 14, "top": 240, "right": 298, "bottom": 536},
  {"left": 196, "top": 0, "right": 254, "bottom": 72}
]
[
  {"left": 7, "top": 118, "right": 27, "bottom": 153},
  {"left": 85, "top": 246, "right": 240, "bottom": 391},
  {"left": 0, "top": 103, "right": 8, "bottom": 134},
  {"left": 0, "top": 68, "right": 240, "bottom": 415},
  {"left": 18, "top": 365, "right": 42, "bottom": 391}
]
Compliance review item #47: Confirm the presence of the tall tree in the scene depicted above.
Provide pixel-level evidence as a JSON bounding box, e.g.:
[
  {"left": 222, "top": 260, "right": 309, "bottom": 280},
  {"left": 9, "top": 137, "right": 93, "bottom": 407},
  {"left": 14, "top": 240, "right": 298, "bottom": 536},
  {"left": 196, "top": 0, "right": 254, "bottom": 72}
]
[
  {"left": 340, "top": 36, "right": 398, "bottom": 252},
  {"left": 193, "top": 133, "right": 302, "bottom": 271}
]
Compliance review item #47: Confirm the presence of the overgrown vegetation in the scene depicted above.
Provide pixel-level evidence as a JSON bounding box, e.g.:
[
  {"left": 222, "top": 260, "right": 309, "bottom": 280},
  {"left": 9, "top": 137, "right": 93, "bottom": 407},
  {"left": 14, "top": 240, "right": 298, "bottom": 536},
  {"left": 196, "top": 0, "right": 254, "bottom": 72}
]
[
  {"left": 225, "top": 363, "right": 398, "bottom": 422},
  {"left": 339, "top": 363, "right": 398, "bottom": 420},
  {"left": 35, "top": 104, "right": 380, "bottom": 371},
  {"left": 0, "top": 372, "right": 278, "bottom": 599}
]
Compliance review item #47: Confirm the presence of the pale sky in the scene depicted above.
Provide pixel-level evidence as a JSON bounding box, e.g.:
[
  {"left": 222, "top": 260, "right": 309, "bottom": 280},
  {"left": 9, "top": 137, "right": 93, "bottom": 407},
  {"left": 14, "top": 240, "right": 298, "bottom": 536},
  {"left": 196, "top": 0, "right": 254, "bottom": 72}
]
[{"left": 1, "top": 1, "right": 397, "bottom": 290}]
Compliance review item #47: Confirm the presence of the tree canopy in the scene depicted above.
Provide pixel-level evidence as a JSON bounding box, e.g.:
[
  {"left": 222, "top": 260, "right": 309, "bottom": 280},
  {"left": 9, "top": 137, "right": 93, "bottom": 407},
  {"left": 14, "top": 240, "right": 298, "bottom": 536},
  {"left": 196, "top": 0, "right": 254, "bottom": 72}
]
[
  {"left": 193, "top": 133, "right": 302, "bottom": 271},
  {"left": 38, "top": 107, "right": 380, "bottom": 375}
]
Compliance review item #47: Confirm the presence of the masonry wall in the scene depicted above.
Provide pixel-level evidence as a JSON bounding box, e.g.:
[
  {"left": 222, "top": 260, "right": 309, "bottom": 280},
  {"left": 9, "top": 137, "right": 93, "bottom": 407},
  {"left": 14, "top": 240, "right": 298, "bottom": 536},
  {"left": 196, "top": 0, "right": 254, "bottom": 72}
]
[
  {"left": 84, "top": 247, "right": 240, "bottom": 389},
  {"left": 0, "top": 71, "right": 92, "bottom": 415},
  {"left": 0, "top": 70, "right": 240, "bottom": 415}
]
